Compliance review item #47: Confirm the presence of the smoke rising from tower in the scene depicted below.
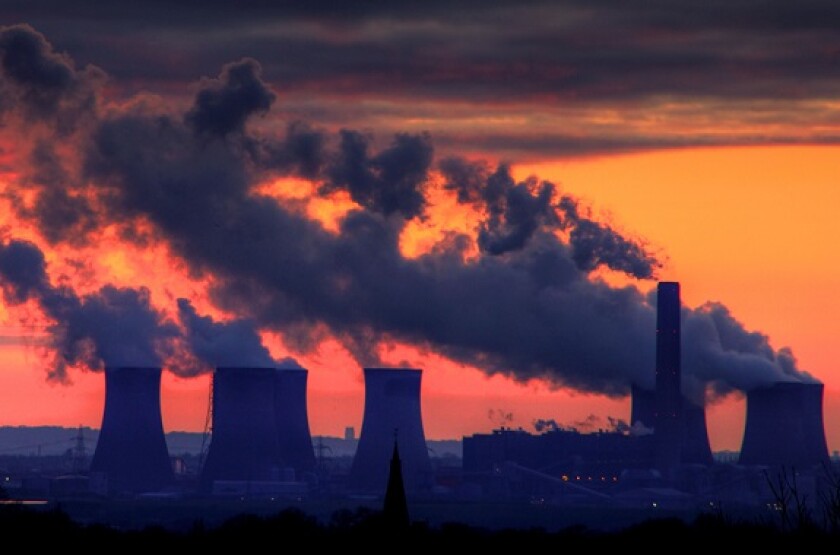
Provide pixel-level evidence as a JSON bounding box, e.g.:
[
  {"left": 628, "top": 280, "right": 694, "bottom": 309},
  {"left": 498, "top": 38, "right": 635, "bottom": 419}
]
[{"left": 0, "top": 25, "right": 819, "bottom": 403}]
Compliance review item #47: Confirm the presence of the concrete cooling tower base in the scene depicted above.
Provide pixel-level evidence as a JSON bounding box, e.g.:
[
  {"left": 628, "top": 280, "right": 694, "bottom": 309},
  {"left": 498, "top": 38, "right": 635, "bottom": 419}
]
[
  {"left": 275, "top": 369, "right": 316, "bottom": 475},
  {"left": 200, "top": 367, "right": 282, "bottom": 489},
  {"left": 90, "top": 367, "right": 173, "bottom": 494},
  {"left": 350, "top": 368, "right": 432, "bottom": 494},
  {"left": 631, "top": 385, "right": 713, "bottom": 466},
  {"left": 739, "top": 382, "right": 829, "bottom": 468}
]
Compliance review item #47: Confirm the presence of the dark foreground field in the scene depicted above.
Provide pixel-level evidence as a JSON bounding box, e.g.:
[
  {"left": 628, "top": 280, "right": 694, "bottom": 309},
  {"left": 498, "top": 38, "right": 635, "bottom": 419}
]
[{"left": 0, "top": 503, "right": 836, "bottom": 549}]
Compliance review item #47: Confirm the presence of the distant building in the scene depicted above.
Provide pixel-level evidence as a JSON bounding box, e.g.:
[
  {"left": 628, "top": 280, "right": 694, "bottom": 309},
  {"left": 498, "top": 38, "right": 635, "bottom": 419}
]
[{"left": 463, "top": 428, "right": 655, "bottom": 481}]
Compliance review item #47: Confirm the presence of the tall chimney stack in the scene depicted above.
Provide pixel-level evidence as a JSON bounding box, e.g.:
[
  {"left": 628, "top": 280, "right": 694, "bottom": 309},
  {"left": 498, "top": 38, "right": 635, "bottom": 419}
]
[{"left": 655, "top": 282, "right": 682, "bottom": 472}]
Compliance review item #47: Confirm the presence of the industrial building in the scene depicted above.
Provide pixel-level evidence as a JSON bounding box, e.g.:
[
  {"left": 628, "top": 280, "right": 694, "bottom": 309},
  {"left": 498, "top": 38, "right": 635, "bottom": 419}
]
[
  {"left": 274, "top": 368, "right": 316, "bottom": 475},
  {"left": 350, "top": 368, "right": 432, "bottom": 494},
  {"left": 200, "top": 367, "right": 283, "bottom": 489},
  {"left": 37, "top": 281, "right": 828, "bottom": 512},
  {"left": 631, "top": 386, "right": 713, "bottom": 466},
  {"left": 739, "top": 381, "right": 829, "bottom": 468},
  {"left": 655, "top": 281, "right": 682, "bottom": 473},
  {"left": 89, "top": 367, "right": 173, "bottom": 494}
]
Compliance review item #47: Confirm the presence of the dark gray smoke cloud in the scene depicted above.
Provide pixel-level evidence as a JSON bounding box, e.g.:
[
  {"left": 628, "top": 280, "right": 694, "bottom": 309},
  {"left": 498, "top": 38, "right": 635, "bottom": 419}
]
[
  {"left": 0, "top": 238, "right": 51, "bottom": 303},
  {"left": 0, "top": 26, "right": 815, "bottom": 400},
  {"left": 0, "top": 24, "right": 101, "bottom": 133},
  {"left": 440, "top": 158, "right": 534, "bottom": 255},
  {"left": 557, "top": 196, "right": 661, "bottom": 280},
  {"left": 7, "top": 2, "right": 840, "bottom": 160},
  {"left": 682, "top": 302, "right": 815, "bottom": 398},
  {"left": 0, "top": 239, "right": 178, "bottom": 379},
  {"left": 185, "top": 58, "right": 275, "bottom": 138},
  {"left": 177, "top": 298, "right": 300, "bottom": 371},
  {"left": 252, "top": 121, "right": 326, "bottom": 180},
  {"left": 321, "top": 130, "right": 433, "bottom": 219},
  {"left": 440, "top": 157, "right": 659, "bottom": 278},
  {"left": 0, "top": 238, "right": 292, "bottom": 379},
  {"left": 8, "top": 141, "right": 98, "bottom": 244},
  {"left": 441, "top": 160, "right": 558, "bottom": 255}
]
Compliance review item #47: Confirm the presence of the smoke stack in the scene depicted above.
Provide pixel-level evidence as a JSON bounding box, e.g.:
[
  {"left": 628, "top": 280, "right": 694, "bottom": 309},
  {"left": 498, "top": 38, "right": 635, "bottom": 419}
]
[
  {"left": 274, "top": 368, "right": 316, "bottom": 474},
  {"left": 631, "top": 384, "right": 712, "bottom": 465},
  {"left": 739, "top": 382, "right": 829, "bottom": 467},
  {"left": 200, "top": 367, "right": 281, "bottom": 488},
  {"left": 350, "top": 368, "right": 431, "bottom": 493},
  {"left": 655, "top": 281, "right": 682, "bottom": 472},
  {"left": 90, "top": 367, "right": 173, "bottom": 493}
]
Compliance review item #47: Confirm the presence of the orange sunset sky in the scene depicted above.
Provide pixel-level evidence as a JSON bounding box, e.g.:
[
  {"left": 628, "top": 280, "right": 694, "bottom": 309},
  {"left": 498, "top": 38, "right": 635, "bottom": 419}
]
[{"left": 1, "top": 3, "right": 840, "bottom": 453}]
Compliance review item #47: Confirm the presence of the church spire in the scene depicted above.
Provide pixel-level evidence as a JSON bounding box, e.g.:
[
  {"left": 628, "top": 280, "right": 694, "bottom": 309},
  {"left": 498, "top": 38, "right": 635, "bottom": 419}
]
[{"left": 382, "top": 430, "right": 409, "bottom": 528}]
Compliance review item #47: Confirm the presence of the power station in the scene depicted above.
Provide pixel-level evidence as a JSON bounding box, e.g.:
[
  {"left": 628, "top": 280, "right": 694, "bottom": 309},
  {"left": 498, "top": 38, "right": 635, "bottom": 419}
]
[
  {"left": 274, "top": 368, "right": 316, "bottom": 475},
  {"left": 350, "top": 368, "right": 432, "bottom": 493},
  {"left": 70, "top": 282, "right": 833, "bottom": 508},
  {"left": 200, "top": 367, "right": 282, "bottom": 489},
  {"left": 630, "top": 385, "right": 713, "bottom": 466},
  {"left": 739, "top": 381, "right": 829, "bottom": 468},
  {"left": 654, "top": 281, "right": 682, "bottom": 473},
  {"left": 90, "top": 367, "right": 173, "bottom": 493}
]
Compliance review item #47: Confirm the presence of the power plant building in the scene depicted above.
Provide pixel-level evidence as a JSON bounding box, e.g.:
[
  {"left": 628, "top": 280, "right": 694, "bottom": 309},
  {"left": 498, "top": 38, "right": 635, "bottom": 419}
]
[
  {"left": 655, "top": 282, "right": 683, "bottom": 472},
  {"left": 739, "top": 381, "right": 829, "bottom": 468},
  {"left": 90, "top": 367, "right": 173, "bottom": 493},
  {"left": 274, "top": 368, "right": 316, "bottom": 474},
  {"left": 200, "top": 367, "right": 282, "bottom": 488},
  {"left": 350, "top": 368, "right": 432, "bottom": 493},
  {"left": 630, "top": 385, "right": 713, "bottom": 466}
]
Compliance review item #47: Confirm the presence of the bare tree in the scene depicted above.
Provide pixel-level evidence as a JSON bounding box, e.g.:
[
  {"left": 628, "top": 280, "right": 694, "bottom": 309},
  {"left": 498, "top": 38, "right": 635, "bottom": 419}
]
[
  {"left": 819, "top": 462, "right": 840, "bottom": 533},
  {"left": 764, "top": 467, "right": 813, "bottom": 532}
]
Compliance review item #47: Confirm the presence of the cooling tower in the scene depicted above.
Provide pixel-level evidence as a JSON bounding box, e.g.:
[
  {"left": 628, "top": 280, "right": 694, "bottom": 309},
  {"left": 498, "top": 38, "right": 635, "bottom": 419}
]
[
  {"left": 630, "top": 384, "right": 656, "bottom": 432},
  {"left": 90, "top": 367, "right": 173, "bottom": 493},
  {"left": 350, "top": 368, "right": 432, "bottom": 493},
  {"left": 200, "top": 367, "right": 281, "bottom": 488},
  {"left": 682, "top": 400, "right": 713, "bottom": 465},
  {"left": 631, "top": 384, "right": 713, "bottom": 465},
  {"left": 274, "top": 368, "right": 316, "bottom": 474},
  {"left": 739, "top": 382, "right": 829, "bottom": 468},
  {"left": 655, "top": 282, "right": 683, "bottom": 472}
]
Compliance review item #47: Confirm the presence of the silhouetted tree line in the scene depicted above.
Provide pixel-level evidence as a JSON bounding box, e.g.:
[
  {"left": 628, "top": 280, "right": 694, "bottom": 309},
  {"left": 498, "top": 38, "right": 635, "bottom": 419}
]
[{"left": 0, "top": 503, "right": 838, "bottom": 548}]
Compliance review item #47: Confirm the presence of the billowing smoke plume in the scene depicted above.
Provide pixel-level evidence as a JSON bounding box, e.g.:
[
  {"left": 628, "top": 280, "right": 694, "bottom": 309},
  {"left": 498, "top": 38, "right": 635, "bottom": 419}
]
[
  {"left": 177, "top": 298, "right": 300, "bottom": 371},
  {"left": 322, "top": 130, "right": 433, "bottom": 219},
  {"left": 0, "top": 238, "right": 177, "bottom": 380},
  {"left": 683, "top": 303, "right": 815, "bottom": 398},
  {"left": 0, "top": 25, "right": 814, "bottom": 400},
  {"left": 0, "top": 239, "right": 296, "bottom": 379},
  {"left": 0, "top": 24, "right": 101, "bottom": 133},
  {"left": 185, "top": 58, "right": 275, "bottom": 138},
  {"left": 440, "top": 157, "right": 660, "bottom": 277}
]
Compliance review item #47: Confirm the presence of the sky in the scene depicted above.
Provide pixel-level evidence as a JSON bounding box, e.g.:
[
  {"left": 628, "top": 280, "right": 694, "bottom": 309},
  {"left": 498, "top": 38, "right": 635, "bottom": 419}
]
[{"left": 0, "top": 1, "right": 839, "bottom": 452}]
